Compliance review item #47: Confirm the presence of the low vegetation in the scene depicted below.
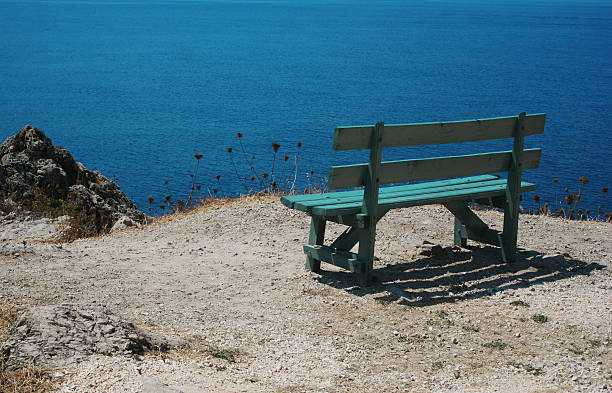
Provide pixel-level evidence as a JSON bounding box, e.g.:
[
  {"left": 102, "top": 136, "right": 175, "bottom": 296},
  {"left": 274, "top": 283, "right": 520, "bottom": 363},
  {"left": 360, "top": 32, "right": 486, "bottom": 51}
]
[
  {"left": 206, "top": 346, "right": 240, "bottom": 364},
  {"left": 532, "top": 314, "right": 549, "bottom": 324},
  {"left": 146, "top": 133, "right": 610, "bottom": 222},
  {"left": 526, "top": 176, "right": 609, "bottom": 221},
  {"left": 146, "top": 133, "right": 325, "bottom": 217},
  {"left": 482, "top": 340, "right": 508, "bottom": 350},
  {"left": 507, "top": 360, "right": 544, "bottom": 376}
]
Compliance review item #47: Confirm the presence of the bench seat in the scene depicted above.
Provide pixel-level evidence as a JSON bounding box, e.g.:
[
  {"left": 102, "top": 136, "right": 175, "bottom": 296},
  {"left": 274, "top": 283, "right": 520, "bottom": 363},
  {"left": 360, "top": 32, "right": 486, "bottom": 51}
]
[{"left": 281, "top": 174, "right": 535, "bottom": 217}]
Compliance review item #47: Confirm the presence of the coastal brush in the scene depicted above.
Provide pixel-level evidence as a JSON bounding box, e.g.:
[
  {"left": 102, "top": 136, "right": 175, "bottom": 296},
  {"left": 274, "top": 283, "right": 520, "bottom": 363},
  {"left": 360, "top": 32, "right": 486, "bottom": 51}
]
[
  {"left": 215, "top": 175, "right": 225, "bottom": 198},
  {"left": 227, "top": 147, "right": 249, "bottom": 193},
  {"left": 270, "top": 142, "right": 280, "bottom": 191},
  {"left": 186, "top": 154, "right": 203, "bottom": 206},
  {"left": 237, "top": 132, "right": 263, "bottom": 186},
  {"left": 146, "top": 138, "right": 609, "bottom": 222},
  {"left": 289, "top": 141, "right": 302, "bottom": 194}
]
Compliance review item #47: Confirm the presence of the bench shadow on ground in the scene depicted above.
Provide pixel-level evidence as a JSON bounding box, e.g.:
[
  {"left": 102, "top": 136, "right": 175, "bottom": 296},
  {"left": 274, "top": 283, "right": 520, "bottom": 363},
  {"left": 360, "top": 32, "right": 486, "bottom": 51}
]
[{"left": 314, "top": 246, "right": 605, "bottom": 307}]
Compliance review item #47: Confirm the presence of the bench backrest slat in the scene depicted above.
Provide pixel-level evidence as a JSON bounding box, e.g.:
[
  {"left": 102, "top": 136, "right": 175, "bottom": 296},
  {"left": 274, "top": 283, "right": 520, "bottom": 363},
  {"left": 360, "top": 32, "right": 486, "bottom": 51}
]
[
  {"left": 332, "top": 113, "right": 545, "bottom": 151},
  {"left": 328, "top": 148, "right": 541, "bottom": 189}
]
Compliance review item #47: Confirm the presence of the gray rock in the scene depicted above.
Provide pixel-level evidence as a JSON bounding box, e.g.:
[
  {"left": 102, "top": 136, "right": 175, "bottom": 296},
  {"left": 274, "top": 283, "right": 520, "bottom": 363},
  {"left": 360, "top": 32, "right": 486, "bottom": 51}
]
[
  {"left": 0, "top": 125, "right": 145, "bottom": 238},
  {"left": 1, "top": 304, "right": 182, "bottom": 370},
  {"left": 0, "top": 215, "right": 69, "bottom": 243},
  {"left": 418, "top": 241, "right": 445, "bottom": 257},
  {"left": 530, "top": 254, "right": 566, "bottom": 270},
  {"left": 111, "top": 216, "right": 137, "bottom": 233},
  {"left": 142, "top": 377, "right": 184, "bottom": 393}
]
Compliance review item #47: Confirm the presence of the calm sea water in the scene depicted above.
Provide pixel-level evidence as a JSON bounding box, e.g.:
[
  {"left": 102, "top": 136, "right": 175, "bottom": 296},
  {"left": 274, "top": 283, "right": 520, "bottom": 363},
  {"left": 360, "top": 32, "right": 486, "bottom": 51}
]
[{"left": 1, "top": 0, "right": 611, "bottom": 214}]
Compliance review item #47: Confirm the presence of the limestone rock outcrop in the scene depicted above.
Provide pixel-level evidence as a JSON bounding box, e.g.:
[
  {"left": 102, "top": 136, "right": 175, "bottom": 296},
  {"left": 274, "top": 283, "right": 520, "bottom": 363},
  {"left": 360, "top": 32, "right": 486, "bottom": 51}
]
[
  {"left": 2, "top": 304, "right": 180, "bottom": 370},
  {"left": 0, "top": 125, "right": 145, "bottom": 237}
]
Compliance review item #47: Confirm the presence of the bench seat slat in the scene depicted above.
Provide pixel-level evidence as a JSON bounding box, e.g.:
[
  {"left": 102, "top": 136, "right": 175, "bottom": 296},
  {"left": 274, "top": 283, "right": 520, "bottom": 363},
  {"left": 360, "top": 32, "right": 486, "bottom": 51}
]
[
  {"left": 293, "top": 178, "right": 511, "bottom": 213},
  {"left": 310, "top": 181, "right": 536, "bottom": 216},
  {"left": 280, "top": 174, "right": 498, "bottom": 209}
]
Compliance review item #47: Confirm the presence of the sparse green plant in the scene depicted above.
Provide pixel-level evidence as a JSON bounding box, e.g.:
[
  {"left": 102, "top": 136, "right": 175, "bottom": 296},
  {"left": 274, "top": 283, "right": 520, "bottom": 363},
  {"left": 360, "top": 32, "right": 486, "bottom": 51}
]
[
  {"left": 432, "top": 361, "right": 443, "bottom": 370},
  {"left": 483, "top": 340, "right": 507, "bottom": 350},
  {"left": 436, "top": 310, "right": 449, "bottom": 318},
  {"left": 462, "top": 324, "right": 480, "bottom": 332},
  {"left": 524, "top": 364, "right": 544, "bottom": 376},
  {"left": 568, "top": 343, "right": 584, "bottom": 355},
  {"left": 507, "top": 360, "right": 521, "bottom": 368},
  {"left": 588, "top": 339, "right": 602, "bottom": 346},
  {"left": 510, "top": 300, "right": 530, "bottom": 307},
  {"left": 532, "top": 314, "right": 549, "bottom": 323},
  {"left": 508, "top": 361, "right": 544, "bottom": 376},
  {"left": 206, "top": 345, "right": 239, "bottom": 363}
]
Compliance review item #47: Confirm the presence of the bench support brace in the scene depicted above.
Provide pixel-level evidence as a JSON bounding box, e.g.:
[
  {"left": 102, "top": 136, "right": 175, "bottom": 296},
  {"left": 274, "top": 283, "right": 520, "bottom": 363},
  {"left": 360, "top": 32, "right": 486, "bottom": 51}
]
[
  {"left": 303, "top": 245, "right": 364, "bottom": 273},
  {"left": 305, "top": 216, "right": 326, "bottom": 272},
  {"left": 443, "top": 201, "right": 505, "bottom": 247},
  {"left": 305, "top": 207, "right": 390, "bottom": 285}
]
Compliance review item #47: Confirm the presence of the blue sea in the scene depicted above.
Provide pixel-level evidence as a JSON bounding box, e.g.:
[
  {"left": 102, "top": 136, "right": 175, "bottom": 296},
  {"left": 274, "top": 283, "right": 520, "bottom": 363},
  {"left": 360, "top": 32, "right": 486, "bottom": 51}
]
[{"left": 1, "top": 0, "right": 611, "bottom": 214}]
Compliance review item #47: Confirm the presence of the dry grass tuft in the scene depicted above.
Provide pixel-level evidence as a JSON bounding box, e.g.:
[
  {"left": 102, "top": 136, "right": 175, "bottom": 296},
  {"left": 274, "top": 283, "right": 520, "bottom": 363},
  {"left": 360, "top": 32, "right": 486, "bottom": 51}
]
[
  {"left": 0, "top": 362, "right": 57, "bottom": 393},
  {"left": 142, "top": 335, "right": 242, "bottom": 366},
  {"left": 0, "top": 301, "right": 18, "bottom": 344},
  {"left": 0, "top": 302, "right": 57, "bottom": 393},
  {"left": 147, "top": 193, "right": 278, "bottom": 226}
]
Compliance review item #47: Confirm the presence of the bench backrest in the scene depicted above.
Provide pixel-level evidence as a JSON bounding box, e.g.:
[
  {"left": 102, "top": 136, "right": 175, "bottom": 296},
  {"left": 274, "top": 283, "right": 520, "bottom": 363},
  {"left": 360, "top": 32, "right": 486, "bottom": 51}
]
[{"left": 328, "top": 113, "right": 545, "bottom": 190}]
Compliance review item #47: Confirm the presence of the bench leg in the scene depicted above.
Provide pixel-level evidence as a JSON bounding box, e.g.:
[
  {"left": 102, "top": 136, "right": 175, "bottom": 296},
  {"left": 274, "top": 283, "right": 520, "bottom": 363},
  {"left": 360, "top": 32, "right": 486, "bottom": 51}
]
[
  {"left": 501, "top": 111, "right": 526, "bottom": 263},
  {"left": 502, "top": 199, "right": 519, "bottom": 262},
  {"left": 453, "top": 217, "right": 468, "bottom": 248},
  {"left": 356, "top": 221, "right": 376, "bottom": 286},
  {"left": 305, "top": 216, "right": 326, "bottom": 272}
]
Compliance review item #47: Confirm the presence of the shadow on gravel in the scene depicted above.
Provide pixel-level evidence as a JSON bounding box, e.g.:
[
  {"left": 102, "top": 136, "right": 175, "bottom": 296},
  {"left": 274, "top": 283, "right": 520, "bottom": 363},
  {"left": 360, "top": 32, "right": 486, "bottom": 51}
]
[{"left": 314, "top": 245, "right": 606, "bottom": 307}]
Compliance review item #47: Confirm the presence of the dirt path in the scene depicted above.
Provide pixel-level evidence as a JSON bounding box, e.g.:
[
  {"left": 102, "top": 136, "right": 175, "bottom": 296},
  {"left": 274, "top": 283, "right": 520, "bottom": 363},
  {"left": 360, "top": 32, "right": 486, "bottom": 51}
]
[{"left": 1, "top": 197, "right": 610, "bottom": 392}]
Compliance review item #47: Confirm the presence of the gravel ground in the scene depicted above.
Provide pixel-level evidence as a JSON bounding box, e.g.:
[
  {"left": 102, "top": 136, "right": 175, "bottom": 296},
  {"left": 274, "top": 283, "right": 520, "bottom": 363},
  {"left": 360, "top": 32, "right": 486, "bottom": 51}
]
[{"left": 1, "top": 196, "right": 610, "bottom": 392}]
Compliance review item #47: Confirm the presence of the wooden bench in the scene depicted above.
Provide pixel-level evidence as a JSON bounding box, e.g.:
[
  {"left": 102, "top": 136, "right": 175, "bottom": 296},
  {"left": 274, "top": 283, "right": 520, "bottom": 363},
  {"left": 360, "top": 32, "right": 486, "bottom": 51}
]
[{"left": 281, "top": 112, "right": 546, "bottom": 286}]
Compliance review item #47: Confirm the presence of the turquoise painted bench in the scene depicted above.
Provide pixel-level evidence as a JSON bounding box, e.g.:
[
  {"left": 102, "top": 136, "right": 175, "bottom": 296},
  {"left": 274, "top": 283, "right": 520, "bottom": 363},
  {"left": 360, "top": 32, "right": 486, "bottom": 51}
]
[{"left": 281, "top": 113, "right": 546, "bottom": 286}]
